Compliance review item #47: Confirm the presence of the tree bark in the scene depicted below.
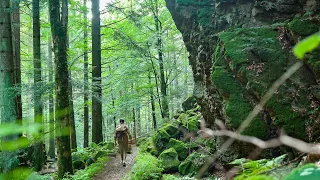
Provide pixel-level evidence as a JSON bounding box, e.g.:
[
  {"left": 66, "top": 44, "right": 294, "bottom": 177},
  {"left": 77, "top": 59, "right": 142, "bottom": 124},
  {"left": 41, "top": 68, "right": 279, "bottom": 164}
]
[
  {"left": 33, "top": 0, "right": 44, "bottom": 171},
  {"left": 48, "top": 37, "right": 55, "bottom": 159},
  {"left": 48, "top": 0, "right": 73, "bottom": 177},
  {"left": 11, "top": 0, "right": 22, "bottom": 133},
  {"left": 148, "top": 73, "right": 157, "bottom": 130},
  {"left": 154, "top": 0, "right": 169, "bottom": 119},
  {"left": 83, "top": 0, "right": 89, "bottom": 148},
  {"left": 91, "top": 0, "right": 103, "bottom": 144},
  {"left": 0, "top": 0, "right": 18, "bottom": 172}
]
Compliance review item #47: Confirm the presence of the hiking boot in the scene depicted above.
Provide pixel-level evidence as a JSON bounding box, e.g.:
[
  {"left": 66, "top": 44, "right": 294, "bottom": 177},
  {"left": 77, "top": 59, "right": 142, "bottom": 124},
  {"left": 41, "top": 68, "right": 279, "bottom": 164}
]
[{"left": 122, "top": 162, "right": 126, "bottom": 167}]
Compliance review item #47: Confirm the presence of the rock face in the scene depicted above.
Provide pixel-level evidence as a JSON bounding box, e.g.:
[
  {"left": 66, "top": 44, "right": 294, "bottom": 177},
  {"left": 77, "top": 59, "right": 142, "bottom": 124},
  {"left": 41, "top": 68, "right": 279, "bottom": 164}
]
[{"left": 165, "top": 0, "right": 320, "bottom": 160}]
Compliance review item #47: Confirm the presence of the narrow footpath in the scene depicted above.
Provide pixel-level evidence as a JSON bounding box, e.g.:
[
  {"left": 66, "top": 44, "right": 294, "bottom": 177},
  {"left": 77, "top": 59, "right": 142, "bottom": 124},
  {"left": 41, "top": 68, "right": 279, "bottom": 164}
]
[{"left": 94, "top": 146, "right": 138, "bottom": 180}]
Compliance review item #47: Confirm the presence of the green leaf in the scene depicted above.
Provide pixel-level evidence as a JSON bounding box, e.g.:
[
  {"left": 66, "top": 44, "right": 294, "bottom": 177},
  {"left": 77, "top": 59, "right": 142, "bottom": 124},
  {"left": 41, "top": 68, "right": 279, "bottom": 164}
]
[{"left": 293, "top": 32, "right": 320, "bottom": 59}]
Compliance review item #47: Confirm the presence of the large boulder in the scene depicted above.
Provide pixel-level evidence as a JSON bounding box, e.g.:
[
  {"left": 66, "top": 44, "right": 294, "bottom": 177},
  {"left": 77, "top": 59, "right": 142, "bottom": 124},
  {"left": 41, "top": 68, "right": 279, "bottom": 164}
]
[
  {"left": 159, "top": 148, "right": 180, "bottom": 173},
  {"left": 179, "top": 152, "right": 208, "bottom": 176},
  {"left": 152, "top": 124, "right": 180, "bottom": 152},
  {"left": 167, "top": 138, "right": 188, "bottom": 161}
]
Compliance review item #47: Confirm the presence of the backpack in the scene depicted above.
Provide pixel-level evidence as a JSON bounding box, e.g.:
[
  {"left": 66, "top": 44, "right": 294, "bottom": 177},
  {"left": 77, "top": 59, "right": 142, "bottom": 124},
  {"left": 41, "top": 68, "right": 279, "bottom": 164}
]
[{"left": 116, "top": 130, "right": 124, "bottom": 139}]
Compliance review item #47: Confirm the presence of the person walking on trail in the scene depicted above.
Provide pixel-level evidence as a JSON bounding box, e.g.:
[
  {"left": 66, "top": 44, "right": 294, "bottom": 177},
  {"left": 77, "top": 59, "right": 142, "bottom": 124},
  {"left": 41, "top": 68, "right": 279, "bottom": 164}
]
[{"left": 114, "top": 119, "right": 131, "bottom": 167}]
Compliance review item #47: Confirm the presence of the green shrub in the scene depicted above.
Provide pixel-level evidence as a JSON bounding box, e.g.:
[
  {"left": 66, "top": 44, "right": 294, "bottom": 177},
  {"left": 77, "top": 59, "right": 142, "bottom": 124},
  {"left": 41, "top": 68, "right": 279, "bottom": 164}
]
[
  {"left": 127, "top": 153, "right": 164, "bottom": 180},
  {"left": 162, "top": 174, "right": 180, "bottom": 180},
  {"left": 67, "top": 157, "right": 109, "bottom": 180}
]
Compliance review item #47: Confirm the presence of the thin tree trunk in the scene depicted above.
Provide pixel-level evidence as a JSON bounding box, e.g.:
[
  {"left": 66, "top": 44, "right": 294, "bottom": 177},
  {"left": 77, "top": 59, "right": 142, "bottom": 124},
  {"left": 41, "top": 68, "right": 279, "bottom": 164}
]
[
  {"left": 49, "top": 0, "right": 73, "bottom": 177},
  {"left": 133, "top": 107, "right": 136, "bottom": 140},
  {"left": 33, "top": 0, "right": 44, "bottom": 171},
  {"left": 137, "top": 105, "right": 141, "bottom": 137},
  {"left": 11, "top": 0, "right": 22, "bottom": 133},
  {"left": 0, "top": 0, "right": 18, "bottom": 172},
  {"left": 48, "top": 37, "right": 55, "bottom": 159},
  {"left": 83, "top": 0, "right": 89, "bottom": 148},
  {"left": 91, "top": 0, "right": 103, "bottom": 144},
  {"left": 148, "top": 73, "right": 157, "bottom": 130}
]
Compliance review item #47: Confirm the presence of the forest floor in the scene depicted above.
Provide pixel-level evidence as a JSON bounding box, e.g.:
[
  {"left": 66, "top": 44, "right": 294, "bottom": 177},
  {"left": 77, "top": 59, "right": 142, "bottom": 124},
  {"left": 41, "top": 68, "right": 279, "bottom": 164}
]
[{"left": 94, "top": 145, "right": 138, "bottom": 180}]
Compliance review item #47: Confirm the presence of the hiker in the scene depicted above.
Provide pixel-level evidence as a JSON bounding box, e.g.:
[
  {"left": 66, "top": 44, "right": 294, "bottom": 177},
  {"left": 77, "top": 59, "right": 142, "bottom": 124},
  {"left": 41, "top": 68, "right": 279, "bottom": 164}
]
[{"left": 114, "top": 118, "right": 131, "bottom": 167}]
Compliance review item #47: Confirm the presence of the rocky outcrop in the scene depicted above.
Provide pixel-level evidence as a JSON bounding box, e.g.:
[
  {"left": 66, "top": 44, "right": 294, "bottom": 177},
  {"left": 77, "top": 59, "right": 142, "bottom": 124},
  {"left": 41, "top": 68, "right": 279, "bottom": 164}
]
[{"left": 165, "top": 0, "right": 320, "bottom": 159}]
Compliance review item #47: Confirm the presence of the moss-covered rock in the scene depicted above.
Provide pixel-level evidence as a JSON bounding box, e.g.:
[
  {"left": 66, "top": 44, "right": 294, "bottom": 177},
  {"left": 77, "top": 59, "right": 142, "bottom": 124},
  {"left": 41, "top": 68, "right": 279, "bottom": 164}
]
[
  {"left": 182, "top": 96, "right": 197, "bottom": 112},
  {"left": 178, "top": 112, "right": 201, "bottom": 133},
  {"left": 159, "top": 148, "right": 180, "bottom": 173},
  {"left": 179, "top": 152, "right": 208, "bottom": 176},
  {"left": 152, "top": 124, "right": 180, "bottom": 152},
  {"left": 284, "top": 164, "right": 320, "bottom": 180},
  {"left": 195, "top": 137, "right": 215, "bottom": 154},
  {"left": 167, "top": 138, "right": 188, "bottom": 161},
  {"left": 212, "top": 27, "right": 316, "bottom": 141},
  {"left": 288, "top": 16, "right": 320, "bottom": 36}
]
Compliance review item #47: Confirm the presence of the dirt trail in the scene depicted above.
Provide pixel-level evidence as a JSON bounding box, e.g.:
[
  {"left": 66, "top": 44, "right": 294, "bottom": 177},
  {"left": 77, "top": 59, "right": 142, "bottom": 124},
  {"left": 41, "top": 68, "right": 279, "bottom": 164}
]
[{"left": 94, "top": 146, "right": 138, "bottom": 180}]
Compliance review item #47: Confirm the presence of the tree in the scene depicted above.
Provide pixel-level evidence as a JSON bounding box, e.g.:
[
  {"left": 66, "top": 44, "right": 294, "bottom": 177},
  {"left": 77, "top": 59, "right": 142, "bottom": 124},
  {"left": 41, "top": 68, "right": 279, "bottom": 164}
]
[
  {"left": 0, "top": 0, "right": 18, "bottom": 172},
  {"left": 83, "top": 0, "right": 89, "bottom": 148},
  {"left": 33, "top": 0, "right": 45, "bottom": 171},
  {"left": 48, "top": 37, "right": 55, "bottom": 159},
  {"left": 48, "top": 0, "right": 73, "bottom": 177},
  {"left": 92, "top": 0, "right": 103, "bottom": 144},
  {"left": 11, "top": 0, "right": 22, "bottom": 133}
]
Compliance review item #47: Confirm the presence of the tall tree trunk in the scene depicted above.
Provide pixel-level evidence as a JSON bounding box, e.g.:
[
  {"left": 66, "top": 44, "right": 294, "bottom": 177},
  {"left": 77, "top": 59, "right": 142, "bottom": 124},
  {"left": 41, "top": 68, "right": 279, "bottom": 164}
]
[
  {"left": 48, "top": 37, "right": 55, "bottom": 159},
  {"left": 49, "top": 0, "right": 73, "bottom": 177},
  {"left": 154, "top": 0, "right": 169, "bottom": 119},
  {"left": 83, "top": 0, "right": 89, "bottom": 148},
  {"left": 33, "top": 0, "right": 44, "bottom": 171},
  {"left": 61, "top": 0, "right": 77, "bottom": 151},
  {"left": 11, "top": 0, "right": 22, "bottom": 133},
  {"left": 148, "top": 73, "right": 157, "bottom": 130},
  {"left": 91, "top": 0, "right": 103, "bottom": 144},
  {"left": 0, "top": 0, "right": 18, "bottom": 172}
]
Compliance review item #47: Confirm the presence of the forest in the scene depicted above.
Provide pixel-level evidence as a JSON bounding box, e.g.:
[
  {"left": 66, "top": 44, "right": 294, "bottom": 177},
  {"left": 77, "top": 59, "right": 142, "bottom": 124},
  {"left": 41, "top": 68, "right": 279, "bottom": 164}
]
[{"left": 0, "top": 0, "right": 320, "bottom": 179}]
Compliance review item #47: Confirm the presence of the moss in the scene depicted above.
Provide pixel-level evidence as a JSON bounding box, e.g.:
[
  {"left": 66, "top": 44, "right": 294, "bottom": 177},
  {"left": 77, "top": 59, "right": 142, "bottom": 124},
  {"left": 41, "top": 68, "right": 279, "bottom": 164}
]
[
  {"left": 284, "top": 164, "right": 320, "bottom": 180},
  {"left": 168, "top": 138, "right": 188, "bottom": 161},
  {"left": 141, "top": 138, "right": 159, "bottom": 156},
  {"left": 159, "top": 148, "right": 180, "bottom": 173},
  {"left": 178, "top": 152, "right": 208, "bottom": 176},
  {"left": 266, "top": 98, "right": 307, "bottom": 140},
  {"left": 182, "top": 96, "right": 197, "bottom": 111},
  {"left": 152, "top": 128, "right": 171, "bottom": 152},
  {"left": 177, "top": 0, "right": 211, "bottom": 6},
  {"left": 219, "top": 28, "right": 284, "bottom": 70},
  {"left": 212, "top": 67, "right": 268, "bottom": 138},
  {"left": 246, "top": 175, "right": 275, "bottom": 180},
  {"left": 195, "top": 137, "right": 215, "bottom": 154},
  {"left": 288, "top": 17, "right": 320, "bottom": 36},
  {"left": 197, "top": 7, "right": 213, "bottom": 26}
]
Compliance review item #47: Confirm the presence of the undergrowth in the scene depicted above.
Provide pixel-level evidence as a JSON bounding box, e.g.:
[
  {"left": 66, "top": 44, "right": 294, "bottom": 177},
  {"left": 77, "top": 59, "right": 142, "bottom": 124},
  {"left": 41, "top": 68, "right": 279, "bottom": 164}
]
[{"left": 126, "top": 153, "right": 164, "bottom": 180}]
